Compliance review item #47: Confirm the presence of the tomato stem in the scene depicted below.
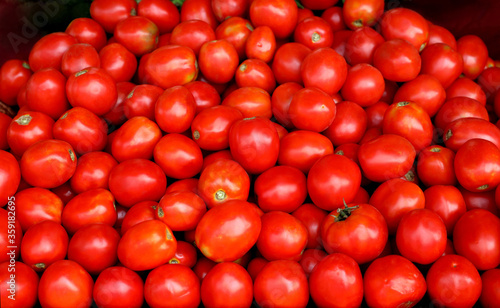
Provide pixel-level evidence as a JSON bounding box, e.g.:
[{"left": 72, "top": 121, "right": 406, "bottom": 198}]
[
  {"left": 334, "top": 200, "right": 359, "bottom": 222},
  {"left": 295, "top": 0, "right": 304, "bottom": 9}
]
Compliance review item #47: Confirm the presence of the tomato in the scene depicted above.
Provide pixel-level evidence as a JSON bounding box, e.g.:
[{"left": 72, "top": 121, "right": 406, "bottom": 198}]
[
  {"left": 70, "top": 151, "right": 118, "bottom": 194},
  {"left": 0, "top": 261, "right": 38, "bottom": 308},
  {"left": 144, "top": 264, "right": 200, "bottom": 308},
  {"left": 420, "top": 43, "right": 463, "bottom": 89},
  {"left": 480, "top": 269, "right": 500, "bottom": 307},
  {"left": 229, "top": 117, "right": 280, "bottom": 174},
  {"left": 443, "top": 117, "right": 500, "bottom": 151},
  {"left": 212, "top": 0, "right": 248, "bottom": 22},
  {"left": 246, "top": 26, "right": 276, "bottom": 63},
  {"left": 454, "top": 139, "right": 500, "bottom": 192},
  {"left": 89, "top": 0, "right": 136, "bottom": 33},
  {"left": 365, "top": 101, "right": 389, "bottom": 129},
  {"left": 373, "top": 39, "right": 421, "bottom": 82},
  {"left": 201, "top": 262, "right": 253, "bottom": 308},
  {"left": 249, "top": 0, "right": 298, "bottom": 40},
  {"left": 0, "top": 59, "right": 32, "bottom": 106},
  {"left": 1, "top": 149, "right": 18, "bottom": 205},
  {"left": 394, "top": 75, "right": 446, "bottom": 118},
  {"left": 114, "top": 16, "right": 159, "bottom": 56},
  {"left": 108, "top": 158, "right": 167, "bottom": 208},
  {"left": 236, "top": 59, "right": 276, "bottom": 93},
  {"left": 369, "top": 178, "right": 425, "bottom": 234},
  {"left": 50, "top": 182, "right": 76, "bottom": 205},
  {"left": 197, "top": 158, "right": 250, "bottom": 208},
  {"left": 99, "top": 43, "right": 138, "bottom": 82},
  {"left": 341, "top": 65, "right": 384, "bottom": 108},
  {"left": 271, "top": 82, "right": 302, "bottom": 129},
  {"left": 309, "top": 253, "right": 363, "bottom": 308},
  {"left": 417, "top": 145, "right": 457, "bottom": 187},
  {"left": 307, "top": 154, "right": 361, "bottom": 211},
  {"left": 193, "top": 256, "right": 217, "bottom": 280},
  {"left": 358, "top": 134, "right": 416, "bottom": 182},
  {"left": 165, "top": 178, "right": 199, "bottom": 194},
  {"left": 60, "top": 43, "right": 101, "bottom": 78},
  {"left": 460, "top": 187, "right": 498, "bottom": 215},
  {"left": 185, "top": 81, "right": 221, "bottom": 114},
  {"left": 343, "top": 0, "right": 384, "bottom": 29},
  {"left": 343, "top": 27, "right": 382, "bottom": 66},
  {"left": 38, "top": 260, "right": 93, "bottom": 308},
  {"left": 21, "top": 220, "right": 68, "bottom": 272},
  {"left": 67, "top": 223, "right": 120, "bottom": 275},
  {"left": 426, "top": 255, "right": 482, "bottom": 308},
  {"left": 286, "top": 87, "right": 334, "bottom": 133},
  {"left": 301, "top": 47, "right": 348, "bottom": 96},
  {"left": 120, "top": 201, "right": 157, "bottom": 236},
  {"left": 198, "top": 40, "right": 239, "bottom": 85},
  {"left": 364, "top": 255, "right": 427, "bottom": 308},
  {"left": 0, "top": 113, "right": 9, "bottom": 150},
  {"left": 154, "top": 133, "right": 203, "bottom": 179},
  {"left": 215, "top": 16, "right": 253, "bottom": 61},
  {"left": 0, "top": 207, "right": 22, "bottom": 263},
  {"left": 453, "top": 209, "right": 500, "bottom": 270},
  {"left": 93, "top": 266, "right": 144, "bottom": 308},
  {"left": 428, "top": 23, "right": 457, "bottom": 50},
  {"left": 424, "top": 185, "right": 466, "bottom": 234},
  {"left": 26, "top": 68, "right": 70, "bottom": 120},
  {"left": 254, "top": 166, "right": 307, "bottom": 213},
  {"left": 322, "top": 203, "right": 388, "bottom": 264},
  {"left": 293, "top": 16, "right": 333, "bottom": 51},
  {"left": 156, "top": 190, "right": 206, "bottom": 231},
  {"left": 140, "top": 45, "right": 198, "bottom": 88},
  {"left": 20, "top": 139, "right": 76, "bottom": 189},
  {"left": 14, "top": 187, "right": 63, "bottom": 232},
  {"left": 180, "top": 0, "right": 219, "bottom": 30},
  {"left": 222, "top": 86, "right": 272, "bottom": 119},
  {"left": 137, "top": 0, "right": 179, "bottom": 34},
  {"left": 61, "top": 188, "right": 117, "bottom": 234},
  {"left": 434, "top": 97, "right": 489, "bottom": 133},
  {"left": 65, "top": 17, "right": 107, "bottom": 52},
  {"left": 299, "top": 248, "right": 327, "bottom": 277},
  {"left": 381, "top": 8, "right": 429, "bottom": 51},
  {"left": 246, "top": 257, "right": 269, "bottom": 281},
  {"left": 111, "top": 116, "right": 161, "bottom": 162},
  {"left": 169, "top": 241, "right": 198, "bottom": 267},
  {"left": 323, "top": 101, "right": 368, "bottom": 146},
  {"left": 28, "top": 32, "right": 78, "bottom": 72},
  {"left": 457, "top": 35, "right": 488, "bottom": 80},
  {"left": 272, "top": 42, "right": 311, "bottom": 85},
  {"left": 254, "top": 260, "right": 309, "bottom": 308},
  {"left": 170, "top": 20, "right": 216, "bottom": 57}
]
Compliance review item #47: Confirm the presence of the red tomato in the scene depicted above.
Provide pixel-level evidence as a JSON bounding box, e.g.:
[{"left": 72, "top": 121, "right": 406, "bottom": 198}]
[
  {"left": 212, "top": 0, "right": 248, "bottom": 21},
  {"left": 170, "top": 20, "right": 216, "bottom": 57},
  {"left": 38, "top": 260, "right": 93, "bottom": 308},
  {"left": 235, "top": 59, "right": 276, "bottom": 94},
  {"left": 25, "top": 68, "right": 70, "bottom": 120},
  {"left": 301, "top": 47, "right": 348, "bottom": 96},
  {"left": 14, "top": 187, "right": 63, "bottom": 232},
  {"left": 480, "top": 269, "right": 500, "bottom": 307},
  {"left": 272, "top": 42, "right": 311, "bottom": 85},
  {"left": 246, "top": 257, "right": 269, "bottom": 281},
  {"left": 118, "top": 220, "right": 176, "bottom": 271},
  {"left": 144, "top": 264, "right": 200, "bottom": 308},
  {"left": 309, "top": 253, "right": 363, "bottom": 308},
  {"left": 93, "top": 266, "right": 144, "bottom": 308},
  {"left": 65, "top": 17, "right": 107, "bottom": 51},
  {"left": 89, "top": 0, "right": 136, "bottom": 33},
  {"left": 417, "top": 145, "right": 457, "bottom": 187},
  {"left": 137, "top": 0, "right": 179, "bottom": 34},
  {"left": 424, "top": 185, "right": 466, "bottom": 235},
  {"left": 343, "top": 0, "right": 384, "bottom": 29},
  {"left": 454, "top": 139, "right": 500, "bottom": 192},
  {"left": 70, "top": 151, "right": 118, "bottom": 194},
  {"left": 381, "top": 8, "right": 429, "bottom": 51},
  {"left": 155, "top": 85, "right": 196, "bottom": 134},
  {"left": 201, "top": 262, "right": 253, "bottom": 308},
  {"left": 222, "top": 86, "right": 272, "bottom": 119},
  {"left": 344, "top": 26, "right": 384, "bottom": 66},
  {"left": 50, "top": 182, "right": 76, "bottom": 205},
  {"left": 443, "top": 117, "right": 500, "bottom": 151},
  {"left": 60, "top": 43, "right": 101, "bottom": 78},
  {"left": 169, "top": 241, "right": 198, "bottom": 267},
  {"left": 365, "top": 101, "right": 389, "bottom": 129},
  {"left": 20, "top": 139, "right": 76, "bottom": 189},
  {"left": 271, "top": 82, "right": 302, "bottom": 129},
  {"left": 185, "top": 80, "right": 221, "bottom": 114},
  {"left": 108, "top": 158, "right": 167, "bottom": 208},
  {"left": 193, "top": 256, "right": 217, "bottom": 280},
  {"left": 0, "top": 113, "right": 9, "bottom": 150},
  {"left": 288, "top": 87, "right": 336, "bottom": 133},
  {"left": 198, "top": 40, "right": 239, "bottom": 84},
  {"left": 323, "top": 100, "right": 368, "bottom": 146},
  {"left": 254, "top": 260, "right": 309, "bottom": 308},
  {"left": 28, "top": 32, "right": 78, "bottom": 72},
  {"left": 373, "top": 39, "right": 421, "bottom": 82},
  {"left": 215, "top": 16, "right": 253, "bottom": 60},
  {"left": 457, "top": 35, "right": 488, "bottom": 80},
  {"left": 292, "top": 203, "right": 328, "bottom": 249},
  {"left": 293, "top": 16, "right": 333, "bottom": 50},
  {"left": 229, "top": 117, "right": 280, "bottom": 174},
  {"left": 0, "top": 59, "right": 32, "bottom": 106},
  {"left": 165, "top": 178, "right": 199, "bottom": 195},
  {"left": 21, "top": 220, "right": 68, "bottom": 272},
  {"left": 434, "top": 97, "right": 489, "bottom": 133},
  {"left": 0, "top": 151, "right": 19, "bottom": 206},
  {"left": 394, "top": 74, "right": 446, "bottom": 117},
  {"left": 322, "top": 203, "right": 388, "bottom": 264},
  {"left": 321, "top": 6, "right": 345, "bottom": 31},
  {"left": 460, "top": 187, "right": 498, "bottom": 215},
  {"left": 369, "top": 178, "right": 425, "bottom": 234},
  {"left": 153, "top": 133, "right": 203, "bottom": 179},
  {"left": 341, "top": 64, "right": 384, "bottom": 107},
  {"left": 180, "top": 0, "right": 219, "bottom": 30},
  {"left": 426, "top": 255, "right": 482, "bottom": 308},
  {"left": 0, "top": 207, "right": 23, "bottom": 263},
  {"left": 114, "top": 16, "right": 158, "bottom": 56},
  {"left": 249, "top": 0, "right": 298, "bottom": 40},
  {"left": 111, "top": 116, "right": 161, "bottom": 162},
  {"left": 428, "top": 23, "right": 457, "bottom": 50},
  {"left": 453, "top": 209, "right": 500, "bottom": 270},
  {"left": 299, "top": 248, "right": 327, "bottom": 277},
  {"left": 0, "top": 261, "right": 38, "bottom": 308},
  {"left": 246, "top": 26, "right": 276, "bottom": 63},
  {"left": 364, "top": 255, "right": 427, "bottom": 308},
  {"left": 156, "top": 190, "right": 206, "bottom": 231},
  {"left": 420, "top": 43, "right": 463, "bottom": 89},
  {"left": 120, "top": 201, "right": 157, "bottom": 236},
  {"left": 446, "top": 77, "right": 486, "bottom": 106},
  {"left": 99, "top": 43, "right": 138, "bottom": 82},
  {"left": 66, "top": 67, "right": 117, "bottom": 116},
  {"left": 67, "top": 223, "right": 120, "bottom": 275}
]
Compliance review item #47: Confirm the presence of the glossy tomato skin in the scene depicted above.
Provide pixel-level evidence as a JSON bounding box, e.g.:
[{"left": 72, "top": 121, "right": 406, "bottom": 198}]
[
  {"left": 457, "top": 35, "right": 488, "bottom": 80},
  {"left": 118, "top": 220, "right": 176, "bottom": 271},
  {"left": 323, "top": 100, "right": 368, "bottom": 146},
  {"left": 453, "top": 209, "right": 500, "bottom": 270},
  {"left": 65, "top": 17, "right": 107, "bottom": 51},
  {"left": 14, "top": 187, "right": 64, "bottom": 232},
  {"left": 215, "top": 16, "right": 253, "bottom": 61},
  {"left": 7, "top": 111, "right": 54, "bottom": 157},
  {"left": 114, "top": 16, "right": 159, "bottom": 57},
  {"left": 21, "top": 220, "right": 68, "bottom": 272},
  {"left": 344, "top": 0, "right": 384, "bottom": 29},
  {"left": 272, "top": 43, "right": 311, "bottom": 85},
  {"left": 229, "top": 117, "right": 280, "bottom": 174},
  {"left": 369, "top": 178, "right": 425, "bottom": 234},
  {"left": 137, "top": 0, "right": 179, "bottom": 34},
  {"left": 70, "top": 151, "right": 118, "bottom": 194},
  {"left": 195, "top": 200, "right": 261, "bottom": 262},
  {"left": 60, "top": 43, "right": 101, "bottom": 78},
  {"left": 0, "top": 207, "right": 23, "bottom": 263},
  {"left": 288, "top": 87, "right": 336, "bottom": 133},
  {"left": 434, "top": 97, "right": 489, "bottom": 132},
  {"left": 28, "top": 32, "right": 78, "bottom": 72},
  {"left": 155, "top": 85, "right": 196, "bottom": 134},
  {"left": 380, "top": 8, "right": 429, "bottom": 51},
  {"left": 424, "top": 185, "right": 466, "bottom": 235},
  {"left": 309, "top": 253, "right": 363, "bottom": 308},
  {"left": 394, "top": 74, "right": 446, "bottom": 118},
  {"left": 246, "top": 26, "right": 276, "bottom": 63},
  {"left": 222, "top": 86, "right": 272, "bottom": 119},
  {"left": 0, "top": 151, "right": 20, "bottom": 206},
  {"left": 67, "top": 223, "right": 120, "bottom": 275},
  {"left": 185, "top": 81, "right": 221, "bottom": 114},
  {"left": 344, "top": 26, "right": 384, "bottom": 66},
  {"left": 254, "top": 260, "right": 309, "bottom": 308},
  {"left": 428, "top": 23, "right": 457, "bottom": 50},
  {"left": 169, "top": 241, "right": 198, "bottom": 267},
  {"left": 0, "top": 261, "right": 39, "bottom": 308},
  {"left": 301, "top": 47, "right": 348, "bottom": 96},
  {"left": 0, "top": 59, "right": 32, "bottom": 106},
  {"left": 443, "top": 117, "right": 500, "bottom": 151},
  {"left": 236, "top": 59, "right": 276, "bottom": 93},
  {"left": 417, "top": 145, "right": 457, "bottom": 187},
  {"left": 89, "top": 0, "right": 136, "bottom": 33},
  {"left": 249, "top": 0, "right": 298, "bottom": 40},
  {"left": 341, "top": 64, "right": 385, "bottom": 107},
  {"left": 99, "top": 43, "right": 138, "bottom": 82},
  {"left": 156, "top": 190, "right": 206, "bottom": 232},
  {"left": 292, "top": 203, "right": 328, "bottom": 249},
  {"left": 181, "top": 0, "right": 219, "bottom": 30},
  {"left": 93, "top": 266, "right": 144, "bottom": 308},
  {"left": 480, "top": 269, "right": 500, "bottom": 307},
  {"left": 358, "top": 134, "right": 416, "bottom": 182},
  {"left": 61, "top": 188, "right": 117, "bottom": 235},
  {"left": 111, "top": 116, "right": 161, "bottom": 162},
  {"left": 420, "top": 43, "right": 463, "bottom": 89},
  {"left": 170, "top": 20, "right": 216, "bottom": 57},
  {"left": 427, "top": 255, "right": 482, "bottom": 308},
  {"left": 364, "top": 255, "right": 426, "bottom": 308},
  {"left": 446, "top": 77, "right": 486, "bottom": 106},
  {"left": 198, "top": 40, "right": 239, "bottom": 84},
  {"left": 108, "top": 158, "right": 167, "bottom": 208},
  {"left": 124, "top": 84, "right": 163, "bottom": 120},
  {"left": 120, "top": 201, "right": 157, "bottom": 236},
  {"left": 144, "top": 264, "right": 200, "bottom": 308},
  {"left": 201, "top": 262, "right": 253, "bottom": 308},
  {"left": 293, "top": 16, "right": 333, "bottom": 50},
  {"left": 38, "top": 260, "right": 94, "bottom": 308},
  {"left": 20, "top": 139, "right": 76, "bottom": 189},
  {"left": 373, "top": 39, "right": 421, "bottom": 82},
  {"left": 154, "top": 133, "right": 203, "bottom": 179},
  {"left": 322, "top": 203, "right": 388, "bottom": 264},
  {"left": 271, "top": 82, "right": 303, "bottom": 129},
  {"left": 308, "top": 154, "right": 362, "bottom": 211}
]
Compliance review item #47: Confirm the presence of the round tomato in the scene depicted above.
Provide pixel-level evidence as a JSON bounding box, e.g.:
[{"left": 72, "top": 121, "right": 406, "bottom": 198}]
[
  {"left": 344, "top": 26, "right": 384, "bottom": 66},
  {"left": 137, "top": 0, "right": 179, "bottom": 34},
  {"left": 114, "top": 16, "right": 159, "bottom": 56},
  {"left": 153, "top": 133, "right": 203, "bottom": 179},
  {"left": 288, "top": 87, "right": 336, "bottom": 133},
  {"left": 14, "top": 187, "right": 63, "bottom": 232},
  {"left": 111, "top": 116, "right": 161, "bottom": 162},
  {"left": 99, "top": 43, "right": 138, "bottom": 82},
  {"left": 272, "top": 42, "right": 311, "bottom": 85},
  {"left": 380, "top": 8, "right": 429, "bottom": 51},
  {"left": 235, "top": 59, "right": 276, "bottom": 93},
  {"left": 65, "top": 17, "right": 107, "bottom": 51},
  {"left": 28, "top": 32, "right": 78, "bottom": 72},
  {"left": 246, "top": 26, "right": 276, "bottom": 63},
  {"left": 60, "top": 43, "right": 101, "bottom": 78},
  {"left": 169, "top": 241, "right": 198, "bottom": 267},
  {"left": 343, "top": 0, "right": 384, "bottom": 29},
  {"left": 480, "top": 269, "right": 500, "bottom": 307},
  {"left": 373, "top": 39, "right": 421, "bottom": 82},
  {"left": 249, "top": 0, "right": 298, "bottom": 40},
  {"left": 70, "top": 151, "right": 118, "bottom": 194},
  {"left": 424, "top": 185, "right": 466, "bottom": 234},
  {"left": 93, "top": 266, "right": 144, "bottom": 308},
  {"left": 0, "top": 261, "right": 38, "bottom": 308},
  {"left": 198, "top": 40, "right": 239, "bottom": 84},
  {"left": 222, "top": 86, "right": 272, "bottom": 119},
  {"left": 0, "top": 59, "right": 32, "bottom": 106},
  {"left": 420, "top": 43, "right": 463, "bottom": 89},
  {"left": 323, "top": 100, "right": 368, "bottom": 146},
  {"left": 443, "top": 117, "right": 500, "bottom": 151},
  {"left": 123, "top": 84, "right": 163, "bottom": 120},
  {"left": 457, "top": 35, "right": 488, "bottom": 80},
  {"left": 0, "top": 151, "right": 20, "bottom": 206},
  {"left": 434, "top": 96, "right": 489, "bottom": 132},
  {"left": 7, "top": 111, "right": 53, "bottom": 157},
  {"left": 155, "top": 85, "right": 196, "bottom": 134},
  {"left": 301, "top": 47, "right": 347, "bottom": 95},
  {"left": 156, "top": 190, "right": 206, "bottom": 231}
]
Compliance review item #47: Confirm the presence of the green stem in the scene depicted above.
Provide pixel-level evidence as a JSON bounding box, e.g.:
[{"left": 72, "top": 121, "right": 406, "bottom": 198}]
[
  {"left": 334, "top": 200, "right": 359, "bottom": 222},
  {"left": 295, "top": 0, "right": 304, "bottom": 9},
  {"left": 171, "top": 0, "right": 185, "bottom": 7}
]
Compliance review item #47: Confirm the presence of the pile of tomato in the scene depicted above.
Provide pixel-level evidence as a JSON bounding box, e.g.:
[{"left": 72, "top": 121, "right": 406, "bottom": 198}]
[{"left": 1, "top": 0, "right": 500, "bottom": 307}]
